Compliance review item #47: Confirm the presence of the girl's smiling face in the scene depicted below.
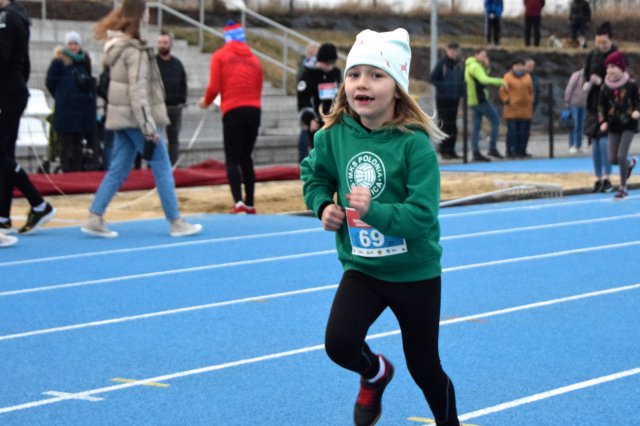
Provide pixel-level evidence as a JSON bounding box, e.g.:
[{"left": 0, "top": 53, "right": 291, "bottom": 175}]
[
  {"left": 606, "top": 63, "right": 624, "bottom": 81},
  {"left": 345, "top": 65, "right": 398, "bottom": 129}
]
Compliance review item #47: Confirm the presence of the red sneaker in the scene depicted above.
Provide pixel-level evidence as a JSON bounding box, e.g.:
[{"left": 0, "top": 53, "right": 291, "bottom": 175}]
[{"left": 353, "top": 355, "right": 394, "bottom": 426}]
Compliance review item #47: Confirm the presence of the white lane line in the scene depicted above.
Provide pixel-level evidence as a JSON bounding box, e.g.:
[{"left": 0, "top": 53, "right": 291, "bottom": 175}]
[
  {"left": 1, "top": 282, "right": 638, "bottom": 415},
  {"left": 459, "top": 368, "right": 640, "bottom": 422},
  {"left": 439, "top": 194, "right": 640, "bottom": 219},
  {"left": 0, "top": 284, "right": 339, "bottom": 341},
  {"left": 0, "top": 250, "right": 337, "bottom": 297},
  {"left": 442, "top": 213, "right": 640, "bottom": 241},
  {"left": 2, "top": 197, "right": 635, "bottom": 269},
  {"left": 0, "top": 228, "right": 324, "bottom": 268},
  {"left": 445, "top": 240, "right": 640, "bottom": 273},
  {"left": 3, "top": 239, "right": 640, "bottom": 299}
]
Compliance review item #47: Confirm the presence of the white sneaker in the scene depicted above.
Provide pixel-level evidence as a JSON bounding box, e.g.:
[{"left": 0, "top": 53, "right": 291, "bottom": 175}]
[
  {"left": 569, "top": 146, "right": 578, "bottom": 154},
  {"left": 170, "top": 217, "right": 202, "bottom": 237},
  {"left": 0, "top": 233, "right": 17, "bottom": 247},
  {"left": 81, "top": 213, "right": 118, "bottom": 238}
]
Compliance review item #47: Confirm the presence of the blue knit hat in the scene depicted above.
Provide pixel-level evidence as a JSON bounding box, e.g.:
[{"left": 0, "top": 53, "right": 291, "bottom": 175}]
[
  {"left": 223, "top": 20, "right": 246, "bottom": 43},
  {"left": 345, "top": 28, "right": 411, "bottom": 92}
]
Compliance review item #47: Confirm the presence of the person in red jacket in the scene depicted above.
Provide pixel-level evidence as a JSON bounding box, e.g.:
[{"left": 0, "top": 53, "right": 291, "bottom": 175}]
[
  {"left": 198, "top": 20, "right": 263, "bottom": 214},
  {"left": 524, "top": 0, "right": 545, "bottom": 47}
]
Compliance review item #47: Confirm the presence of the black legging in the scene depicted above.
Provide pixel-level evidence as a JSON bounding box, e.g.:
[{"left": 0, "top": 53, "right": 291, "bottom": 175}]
[
  {"left": 0, "top": 92, "right": 45, "bottom": 218},
  {"left": 436, "top": 97, "right": 460, "bottom": 156},
  {"left": 325, "top": 270, "right": 459, "bottom": 426},
  {"left": 222, "top": 107, "right": 261, "bottom": 206},
  {"left": 524, "top": 16, "right": 542, "bottom": 47}
]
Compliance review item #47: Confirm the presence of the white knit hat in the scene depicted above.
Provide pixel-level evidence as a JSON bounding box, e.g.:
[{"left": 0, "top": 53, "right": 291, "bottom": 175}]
[
  {"left": 345, "top": 28, "right": 411, "bottom": 92},
  {"left": 65, "top": 31, "right": 82, "bottom": 46}
]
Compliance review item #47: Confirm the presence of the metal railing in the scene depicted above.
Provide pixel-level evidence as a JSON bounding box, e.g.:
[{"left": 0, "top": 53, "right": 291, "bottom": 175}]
[{"left": 31, "top": 0, "right": 333, "bottom": 93}]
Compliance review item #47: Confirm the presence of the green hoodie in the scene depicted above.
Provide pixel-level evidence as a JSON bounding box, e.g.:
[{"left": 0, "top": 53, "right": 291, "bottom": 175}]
[
  {"left": 301, "top": 114, "right": 442, "bottom": 282},
  {"left": 464, "top": 56, "right": 504, "bottom": 106}
]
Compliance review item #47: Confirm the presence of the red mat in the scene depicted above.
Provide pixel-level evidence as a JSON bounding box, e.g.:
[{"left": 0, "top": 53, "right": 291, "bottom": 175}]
[{"left": 15, "top": 160, "right": 301, "bottom": 197}]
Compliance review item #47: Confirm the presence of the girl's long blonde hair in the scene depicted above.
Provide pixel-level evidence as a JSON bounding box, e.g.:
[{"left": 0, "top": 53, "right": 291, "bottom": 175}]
[
  {"left": 322, "top": 83, "right": 446, "bottom": 144},
  {"left": 94, "top": 0, "right": 147, "bottom": 41}
]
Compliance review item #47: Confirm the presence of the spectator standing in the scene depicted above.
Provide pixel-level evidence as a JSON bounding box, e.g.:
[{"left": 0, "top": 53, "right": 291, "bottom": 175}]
[
  {"left": 564, "top": 68, "right": 588, "bottom": 153},
  {"left": 296, "top": 41, "right": 319, "bottom": 162},
  {"left": 45, "top": 31, "right": 97, "bottom": 172},
  {"left": 598, "top": 51, "right": 639, "bottom": 199},
  {"left": 523, "top": 0, "right": 545, "bottom": 47},
  {"left": 84, "top": 0, "right": 202, "bottom": 237},
  {"left": 301, "top": 28, "right": 460, "bottom": 426},
  {"left": 429, "top": 41, "right": 465, "bottom": 159},
  {"left": 156, "top": 31, "right": 187, "bottom": 166},
  {"left": 583, "top": 22, "right": 616, "bottom": 193},
  {"left": 569, "top": 0, "right": 591, "bottom": 49},
  {"left": 198, "top": 20, "right": 263, "bottom": 214},
  {"left": 0, "top": 0, "right": 56, "bottom": 236},
  {"left": 484, "top": 0, "right": 503, "bottom": 47},
  {"left": 464, "top": 48, "right": 505, "bottom": 161},
  {"left": 297, "top": 43, "right": 342, "bottom": 149},
  {"left": 499, "top": 59, "right": 534, "bottom": 158}
]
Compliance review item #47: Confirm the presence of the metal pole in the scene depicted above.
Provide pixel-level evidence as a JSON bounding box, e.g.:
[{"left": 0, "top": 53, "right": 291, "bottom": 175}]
[
  {"left": 42, "top": 0, "right": 46, "bottom": 20},
  {"left": 548, "top": 83, "right": 554, "bottom": 158},
  {"left": 430, "top": 0, "right": 438, "bottom": 112},
  {"left": 199, "top": 0, "right": 205, "bottom": 50},
  {"left": 158, "top": 0, "right": 163, "bottom": 30},
  {"left": 462, "top": 88, "right": 468, "bottom": 163},
  {"left": 282, "top": 32, "right": 289, "bottom": 94}
]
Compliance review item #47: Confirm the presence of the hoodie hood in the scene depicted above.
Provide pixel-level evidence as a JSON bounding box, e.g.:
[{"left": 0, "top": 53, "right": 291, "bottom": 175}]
[
  {"left": 7, "top": 0, "right": 31, "bottom": 27},
  {"left": 225, "top": 40, "right": 253, "bottom": 57}
]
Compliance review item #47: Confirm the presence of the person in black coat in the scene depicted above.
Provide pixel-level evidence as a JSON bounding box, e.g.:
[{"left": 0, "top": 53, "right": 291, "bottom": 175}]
[
  {"left": 297, "top": 43, "right": 342, "bottom": 149},
  {"left": 429, "top": 41, "right": 465, "bottom": 159},
  {"left": 583, "top": 22, "right": 617, "bottom": 193},
  {"left": 156, "top": 31, "right": 187, "bottom": 166},
  {"left": 46, "top": 31, "right": 97, "bottom": 172},
  {"left": 569, "top": 0, "right": 591, "bottom": 48},
  {"left": 0, "top": 0, "right": 56, "bottom": 235}
]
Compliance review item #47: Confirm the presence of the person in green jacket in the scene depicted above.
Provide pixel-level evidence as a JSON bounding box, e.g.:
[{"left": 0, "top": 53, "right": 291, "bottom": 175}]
[
  {"left": 464, "top": 48, "right": 505, "bottom": 161},
  {"left": 301, "top": 28, "right": 460, "bottom": 426}
]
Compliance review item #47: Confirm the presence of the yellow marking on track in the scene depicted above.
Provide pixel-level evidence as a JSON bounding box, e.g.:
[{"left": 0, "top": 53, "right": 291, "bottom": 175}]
[
  {"left": 111, "top": 378, "right": 170, "bottom": 388},
  {"left": 408, "top": 417, "right": 478, "bottom": 426}
]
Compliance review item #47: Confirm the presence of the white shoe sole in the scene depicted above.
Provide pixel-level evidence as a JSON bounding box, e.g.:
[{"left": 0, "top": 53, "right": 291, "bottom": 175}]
[
  {"left": 0, "top": 235, "right": 18, "bottom": 247},
  {"left": 170, "top": 223, "right": 203, "bottom": 237},
  {"left": 81, "top": 226, "right": 119, "bottom": 238}
]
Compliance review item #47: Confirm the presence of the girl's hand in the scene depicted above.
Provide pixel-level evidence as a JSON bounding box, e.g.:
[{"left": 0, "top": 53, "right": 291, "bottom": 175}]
[
  {"left": 632, "top": 110, "right": 640, "bottom": 120},
  {"left": 600, "top": 122, "right": 608, "bottom": 132},
  {"left": 321, "top": 204, "right": 345, "bottom": 231},
  {"left": 197, "top": 97, "right": 208, "bottom": 109},
  {"left": 347, "top": 186, "right": 371, "bottom": 217}
]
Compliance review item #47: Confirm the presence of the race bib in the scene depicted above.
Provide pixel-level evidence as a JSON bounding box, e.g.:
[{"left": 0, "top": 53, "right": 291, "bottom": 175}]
[
  {"left": 318, "top": 82, "right": 338, "bottom": 100},
  {"left": 345, "top": 208, "right": 407, "bottom": 257}
]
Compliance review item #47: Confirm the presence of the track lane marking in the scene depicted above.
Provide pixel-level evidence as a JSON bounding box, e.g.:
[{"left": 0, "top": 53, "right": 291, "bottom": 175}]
[
  {"left": 0, "top": 228, "right": 324, "bottom": 268},
  {"left": 459, "top": 368, "right": 640, "bottom": 422},
  {"left": 3, "top": 238, "right": 640, "bottom": 299},
  {"left": 0, "top": 282, "right": 638, "bottom": 414},
  {"left": 0, "top": 250, "right": 336, "bottom": 297},
  {"left": 2, "top": 199, "right": 638, "bottom": 268}
]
